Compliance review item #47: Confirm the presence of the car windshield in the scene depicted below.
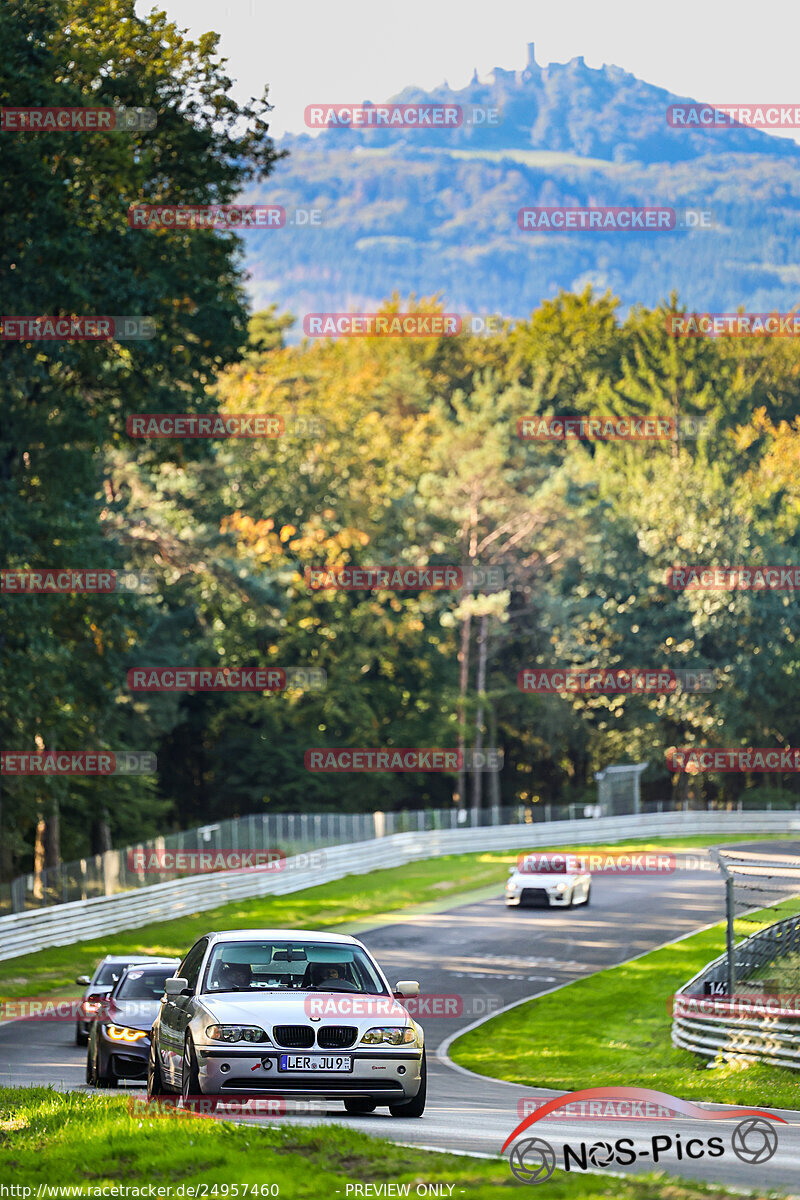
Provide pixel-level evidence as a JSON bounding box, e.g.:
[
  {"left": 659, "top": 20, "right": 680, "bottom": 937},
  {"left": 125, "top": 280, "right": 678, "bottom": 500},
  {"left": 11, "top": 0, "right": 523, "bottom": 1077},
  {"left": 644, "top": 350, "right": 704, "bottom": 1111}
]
[
  {"left": 115, "top": 968, "right": 175, "bottom": 1000},
  {"left": 517, "top": 861, "right": 566, "bottom": 874},
  {"left": 95, "top": 963, "right": 125, "bottom": 986},
  {"left": 202, "top": 941, "right": 389, "bottom": 995}
]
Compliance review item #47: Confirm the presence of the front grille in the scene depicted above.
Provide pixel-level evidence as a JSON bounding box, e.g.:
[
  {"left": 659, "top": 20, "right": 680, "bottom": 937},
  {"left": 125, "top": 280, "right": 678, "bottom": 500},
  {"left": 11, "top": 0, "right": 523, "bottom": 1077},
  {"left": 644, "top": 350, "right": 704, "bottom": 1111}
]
[
  {"left": 520, "top": 887, "right": 551, "bottom": 906},
  {"left": 111, "top": 1055, "right": 147, "bottom": 1079},
  {"left": 317, "top": 1026, "right": 357, "bottom": 1049},
  {"left": 223, "top": 1077, "right": 402, "bottom": 1091},
  {"left": 273, "top": 1024, "right": 315, "bottom": 1048}
]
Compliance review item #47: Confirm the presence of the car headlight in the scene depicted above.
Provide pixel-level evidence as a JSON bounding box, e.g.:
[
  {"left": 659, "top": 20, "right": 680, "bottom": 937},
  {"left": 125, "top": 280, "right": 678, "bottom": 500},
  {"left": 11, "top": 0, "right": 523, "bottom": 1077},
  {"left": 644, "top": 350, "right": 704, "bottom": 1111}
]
[
  {"left": 360, "top": 1026, "right": 417, "bottom": 1046},
  {"left": 205, "top": 1025, "right": 270, "bottom": 1043},
  {"left": 505, "top": 881, "right": 517, "bottom": 890},
  {"left": 554, "top": 882, "right": 567, "bottom": 892},
  {"left": 106, "top": 1025, "right": 148, "bottom": 1042}
]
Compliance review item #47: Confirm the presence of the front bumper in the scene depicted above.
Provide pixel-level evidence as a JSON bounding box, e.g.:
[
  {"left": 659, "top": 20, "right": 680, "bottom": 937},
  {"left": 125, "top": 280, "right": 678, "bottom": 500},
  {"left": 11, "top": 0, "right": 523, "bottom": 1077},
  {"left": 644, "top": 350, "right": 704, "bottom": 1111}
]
[
  {"left": 195, "top": 1046, "right": 423, "bottom": 1101},
  {"left": 506, "top": 887, "right": 570, "bottom": 907},
  {"left": 98, "top": 1029, "right": 150, "bottom": 1079}
]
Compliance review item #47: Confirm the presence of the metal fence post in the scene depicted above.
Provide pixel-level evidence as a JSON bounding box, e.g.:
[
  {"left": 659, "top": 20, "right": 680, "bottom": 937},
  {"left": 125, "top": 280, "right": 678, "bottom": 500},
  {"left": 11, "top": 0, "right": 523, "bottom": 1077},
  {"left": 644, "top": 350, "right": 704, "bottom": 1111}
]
[{"left": 725, "top": 876, "right": 736, "bottom": 997}]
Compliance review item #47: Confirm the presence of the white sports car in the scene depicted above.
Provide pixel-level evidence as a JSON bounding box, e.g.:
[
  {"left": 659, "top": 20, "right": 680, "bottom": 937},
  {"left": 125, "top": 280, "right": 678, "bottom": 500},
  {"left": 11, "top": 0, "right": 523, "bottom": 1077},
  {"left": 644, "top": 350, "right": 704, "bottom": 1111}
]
[
  {"left": 505, "top": 859, "right": 591, "bottom": 908},
  {"left": 147, "top": 928, "right": 425, "bottom": 1116}
]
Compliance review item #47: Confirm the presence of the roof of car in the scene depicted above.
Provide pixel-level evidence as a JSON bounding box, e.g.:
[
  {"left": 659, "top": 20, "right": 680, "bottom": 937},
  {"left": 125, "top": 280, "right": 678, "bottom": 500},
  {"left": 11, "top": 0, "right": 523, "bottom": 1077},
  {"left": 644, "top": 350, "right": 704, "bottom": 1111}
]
[
  {"left": 117, "top": 961, "right": 180, "bottom": 970},
  {"left": 101, "top": 954, "right": 180, "bottom": 963},
  {"left": 203, "top": 929, "right": 360, "bottom": 946}
]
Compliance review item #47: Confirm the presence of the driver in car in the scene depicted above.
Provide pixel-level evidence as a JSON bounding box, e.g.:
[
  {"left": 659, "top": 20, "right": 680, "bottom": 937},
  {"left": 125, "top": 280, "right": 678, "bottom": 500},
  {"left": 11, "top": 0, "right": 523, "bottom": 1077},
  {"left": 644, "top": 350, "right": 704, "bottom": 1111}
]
[
  {"left": 302, "top": 961, "right": 351, "bottom": 988},
  {"left": 216, "top": 961, "right": 252, "bottom": 990}
]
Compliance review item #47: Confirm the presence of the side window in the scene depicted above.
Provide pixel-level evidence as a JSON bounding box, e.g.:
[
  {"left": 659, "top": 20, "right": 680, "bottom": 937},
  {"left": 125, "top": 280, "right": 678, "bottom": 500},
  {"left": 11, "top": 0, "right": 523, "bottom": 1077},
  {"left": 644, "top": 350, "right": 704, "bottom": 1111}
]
[{"left": 178, "top": 939, "right": 208, "bottom": 991}]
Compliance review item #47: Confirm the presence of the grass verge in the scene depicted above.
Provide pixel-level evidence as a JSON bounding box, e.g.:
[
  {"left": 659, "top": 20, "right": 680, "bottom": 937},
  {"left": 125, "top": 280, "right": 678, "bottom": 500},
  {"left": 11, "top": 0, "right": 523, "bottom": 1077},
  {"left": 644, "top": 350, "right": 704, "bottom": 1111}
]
[
  {"left": 449, "top": 898, "right": 800, "bottom": 1111},
  {"left": 0, "top": 833, "right": 787, "bottom": 1002},
  {"left": 0, "top": 1087, "right": 777, "bottom": 1199}
]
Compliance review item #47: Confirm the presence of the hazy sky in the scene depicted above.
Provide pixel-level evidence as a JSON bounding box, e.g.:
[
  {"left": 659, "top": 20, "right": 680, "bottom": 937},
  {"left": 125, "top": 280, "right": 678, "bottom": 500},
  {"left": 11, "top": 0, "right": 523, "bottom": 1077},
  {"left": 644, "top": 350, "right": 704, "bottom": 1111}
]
[{"left": 134, "top": 0, "right": 800, "bottom": 143}]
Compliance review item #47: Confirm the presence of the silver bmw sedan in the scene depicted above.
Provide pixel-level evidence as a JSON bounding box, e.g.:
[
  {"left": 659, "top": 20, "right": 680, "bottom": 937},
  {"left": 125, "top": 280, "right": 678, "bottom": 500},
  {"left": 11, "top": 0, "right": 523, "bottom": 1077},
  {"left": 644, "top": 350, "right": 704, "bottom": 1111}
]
[{"left": 147, "top": 928, "right": 425, "bottom": 1116}]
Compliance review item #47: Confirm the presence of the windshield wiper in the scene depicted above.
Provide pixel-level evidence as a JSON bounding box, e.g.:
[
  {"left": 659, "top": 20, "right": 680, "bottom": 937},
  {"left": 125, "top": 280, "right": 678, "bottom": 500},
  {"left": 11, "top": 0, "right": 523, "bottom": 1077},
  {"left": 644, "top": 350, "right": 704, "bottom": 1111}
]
[{"left": 303, "top": 985, "right": 360, "bottom": 993}]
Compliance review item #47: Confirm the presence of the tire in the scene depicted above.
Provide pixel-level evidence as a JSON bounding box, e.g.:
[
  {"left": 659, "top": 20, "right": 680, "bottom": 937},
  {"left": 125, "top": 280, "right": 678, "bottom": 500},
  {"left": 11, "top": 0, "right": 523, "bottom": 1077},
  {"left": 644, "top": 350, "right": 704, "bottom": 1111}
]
[
  {"left": 344, "top": 1098, "right": 377, "bottom": 1115},
  {"left": 181, "top": 1035, "right": 201, "bottom": 1104},
  {"left": 76, "top": 1025, "right": 88, "bottom": 1047},
  {"left": 85, "top": 1047, "right": 96, "bottom": 1087},
  {"left": 388, "top": 1051, "right": 426, "bottom": 1118},
  {"left": 147, "top": 1037, "right": 169, "bottom": 1099},
  {"left": 94, "top": 1046, "right": 116, "bottom": 1089}
]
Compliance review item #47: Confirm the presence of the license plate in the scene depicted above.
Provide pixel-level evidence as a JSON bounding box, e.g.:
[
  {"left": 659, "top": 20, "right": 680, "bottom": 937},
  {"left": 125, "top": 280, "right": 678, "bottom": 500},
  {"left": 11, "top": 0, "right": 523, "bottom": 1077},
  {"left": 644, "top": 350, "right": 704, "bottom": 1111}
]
[{"left": 278, "top": 1054, "right": 352, "bottom": 1073}]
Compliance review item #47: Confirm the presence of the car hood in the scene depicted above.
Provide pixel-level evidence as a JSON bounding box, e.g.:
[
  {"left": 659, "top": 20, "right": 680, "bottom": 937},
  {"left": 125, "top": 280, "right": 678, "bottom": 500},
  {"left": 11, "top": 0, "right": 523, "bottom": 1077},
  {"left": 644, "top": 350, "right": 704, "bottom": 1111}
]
[
  {"left": 198, "top": 991, "right": 414, "bottom": 1031},
  {"left": 104, "top": 998, "right": 161, "bottom": 1030}
]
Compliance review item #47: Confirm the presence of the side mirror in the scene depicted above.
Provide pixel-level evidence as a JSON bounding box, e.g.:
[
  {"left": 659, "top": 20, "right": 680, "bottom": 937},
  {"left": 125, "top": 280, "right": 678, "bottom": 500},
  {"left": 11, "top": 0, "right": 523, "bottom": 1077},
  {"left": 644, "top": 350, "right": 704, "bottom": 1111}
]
[
  {"left": 164, "top": 977, "right": 189, "bottom": 996},
  {"left": 508, "top": 866, "right": 516, "bottom": 875},
  {"left": 394, "top": 980, "right": 420, "bottom": 998},
  {"left": 76, "top": 975, "right": 91, "bottom": 986}
]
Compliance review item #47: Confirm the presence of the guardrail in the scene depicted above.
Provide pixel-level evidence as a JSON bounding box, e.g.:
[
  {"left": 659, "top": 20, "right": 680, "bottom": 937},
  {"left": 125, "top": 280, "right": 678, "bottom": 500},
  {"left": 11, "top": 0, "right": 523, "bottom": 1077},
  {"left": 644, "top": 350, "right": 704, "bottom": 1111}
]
[
  {"left": 6, "top": 796, "right": 789, "bottom": 915},
  {"left": 2, "top": 801, "right": 617, "bottom": 915},
  {"left": 1, "top": 809, "right": 797, "bottom": 963},
  {"left": 672, "top": 912, "right": 800, "bottom": 1071}
]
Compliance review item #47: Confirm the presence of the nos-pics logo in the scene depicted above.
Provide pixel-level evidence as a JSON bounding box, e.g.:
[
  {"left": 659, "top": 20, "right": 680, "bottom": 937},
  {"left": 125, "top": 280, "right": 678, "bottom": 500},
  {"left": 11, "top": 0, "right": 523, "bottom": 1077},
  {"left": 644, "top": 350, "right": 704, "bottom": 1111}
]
[{"left": 504, "top": 1087, "right": 782, "bottom": 1184}]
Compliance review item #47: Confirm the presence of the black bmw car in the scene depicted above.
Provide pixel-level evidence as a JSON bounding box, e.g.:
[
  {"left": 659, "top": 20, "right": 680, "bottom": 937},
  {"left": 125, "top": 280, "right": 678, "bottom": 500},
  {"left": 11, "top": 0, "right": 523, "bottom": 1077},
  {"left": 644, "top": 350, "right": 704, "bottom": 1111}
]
[
  {"left": 86, "top": 962, "right": 179, "bottom": 1087},
  {"left": 76, "top": 954, "right": 180, "bottom": 1045}
]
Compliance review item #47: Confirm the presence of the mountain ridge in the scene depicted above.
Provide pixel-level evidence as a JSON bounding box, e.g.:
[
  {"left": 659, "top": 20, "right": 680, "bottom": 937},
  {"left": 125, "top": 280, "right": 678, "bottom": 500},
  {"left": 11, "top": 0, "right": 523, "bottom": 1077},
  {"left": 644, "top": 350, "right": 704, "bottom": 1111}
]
[
  {"left": 287, "top": 42, "right": 800, "bottom": 164},
  {"left": 243, "top": 45, "right": 800, "bottom": 324}
]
